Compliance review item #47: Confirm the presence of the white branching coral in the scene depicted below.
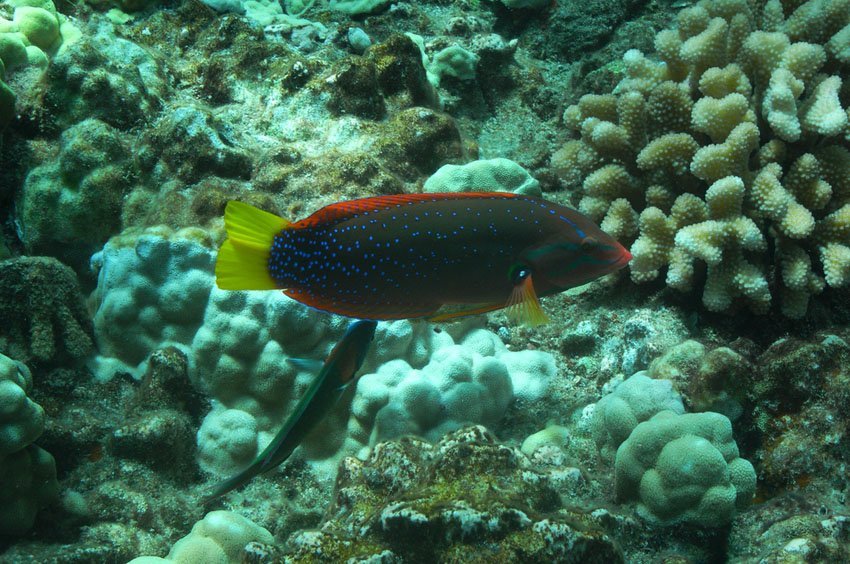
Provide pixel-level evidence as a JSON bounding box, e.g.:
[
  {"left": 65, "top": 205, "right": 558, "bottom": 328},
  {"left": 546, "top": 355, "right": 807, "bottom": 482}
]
[{"left": 557, "top": 0, "right": 850, "bottom": 317}]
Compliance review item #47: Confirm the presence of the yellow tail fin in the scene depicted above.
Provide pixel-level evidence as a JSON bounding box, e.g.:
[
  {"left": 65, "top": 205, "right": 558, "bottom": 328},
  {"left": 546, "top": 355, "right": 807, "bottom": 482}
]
[{"left": 215, "top": 201, "right": 290, "bottom": 290}]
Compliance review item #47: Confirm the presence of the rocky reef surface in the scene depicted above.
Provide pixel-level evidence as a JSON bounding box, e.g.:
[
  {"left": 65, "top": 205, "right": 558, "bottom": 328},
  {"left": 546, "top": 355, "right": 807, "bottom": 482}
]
[{"left": 1, "top": 0, "right": 848, "bottom": 562}]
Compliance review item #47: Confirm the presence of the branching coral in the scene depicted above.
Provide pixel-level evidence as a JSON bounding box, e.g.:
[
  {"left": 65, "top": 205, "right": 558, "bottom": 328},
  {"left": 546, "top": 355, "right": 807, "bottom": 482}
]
[{"left": 557, "top": 0, "right": 850, "bottom": 317}]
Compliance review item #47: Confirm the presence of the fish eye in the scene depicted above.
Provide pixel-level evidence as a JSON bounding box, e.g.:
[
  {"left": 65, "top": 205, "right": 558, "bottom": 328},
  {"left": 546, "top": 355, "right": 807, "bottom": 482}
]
[
  {"left": 509, "top": 264, "right": 531, "bottom": 284},
  {"left": 580, "top": 237, "right": 599, "bottom": 251}
]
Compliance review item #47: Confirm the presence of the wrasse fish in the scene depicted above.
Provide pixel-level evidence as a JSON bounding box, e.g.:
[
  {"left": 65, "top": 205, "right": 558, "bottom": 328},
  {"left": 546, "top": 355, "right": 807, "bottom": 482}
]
[
  {"left": 202, "top": 319, "right": 377, "bottom": 503},
  {"left": 216, "top": 193, "right": 631, "bottom": 325}
]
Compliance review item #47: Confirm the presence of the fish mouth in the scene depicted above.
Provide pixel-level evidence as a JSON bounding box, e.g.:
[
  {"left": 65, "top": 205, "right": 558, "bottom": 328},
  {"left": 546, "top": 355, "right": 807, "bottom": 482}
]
[{"left": 611, "top": 248, "right": 633, "bottom": 271}]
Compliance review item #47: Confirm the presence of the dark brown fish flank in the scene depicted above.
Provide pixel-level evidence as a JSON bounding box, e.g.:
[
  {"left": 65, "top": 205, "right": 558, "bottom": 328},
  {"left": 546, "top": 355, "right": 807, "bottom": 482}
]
[{"left": 267, "top": 194, "right": 568, "bottom": 309}]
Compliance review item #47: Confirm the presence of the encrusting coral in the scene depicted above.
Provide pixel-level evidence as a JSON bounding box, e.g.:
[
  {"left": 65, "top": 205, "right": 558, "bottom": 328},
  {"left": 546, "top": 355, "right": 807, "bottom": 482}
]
[
  {"left": 0, "top": 256, "right": 93, "bottom": 365},
  {"left": 128, "top": 510, "right": 275, "bottom": 564},
  {"left": 555, "top": 0, "right": 850, "bottom": 317},
  {"left": 0, "top": 0, "right": 81, "bottom": 130},
  {"left": 0, "top": 353, "right": 58, "bottom": 536},
  {"left": 615, "top": 410, "right": 756, "bottom": 527},
  {"left": 18, "top": 119, "right": 138, "bottom": 266}
]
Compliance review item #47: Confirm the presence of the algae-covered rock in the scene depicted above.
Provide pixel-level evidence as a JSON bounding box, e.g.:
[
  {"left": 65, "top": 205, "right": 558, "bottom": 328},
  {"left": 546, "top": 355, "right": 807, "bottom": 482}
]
[
  {"left": 752, "top": 333, "right": 850, "bottom": 492},
  {"left": 320, "top": 56, "right": 386, "bottom": 120},
  {"left": 648, "top": 339, "right": 751, "bottom": 420},
  {"left": 368, "top": 34, "right": 438, "bottom": 111},
  {"left": 0, "top": 256, "right": 93, "bottom": 365},
  {"left": 110, "top": 348, "right": 203, "bottom": 479},
  {"left": 376, "top": 107, "right": 463, "bottom": 179},
  {"left": 288, "top": 425, "right": 621, "bottom": 561},
  {"left": 0, "top": 77, "right": 14, "bottom": 130},
  {"left": 43, "top": 33, "right": 166, "bottom": 131},
  {"left": 137, "top": 105, "right": 251, "bottom": 184}
]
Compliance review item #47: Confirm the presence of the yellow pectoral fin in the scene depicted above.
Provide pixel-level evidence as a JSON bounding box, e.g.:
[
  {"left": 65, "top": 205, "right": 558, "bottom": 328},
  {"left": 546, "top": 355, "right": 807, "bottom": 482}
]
[
  {"left": 505, "top": 275, "right": 550, "bottom": 327},
  {"left": 215, "top": 201, "right": 290, "bottom": 290}
]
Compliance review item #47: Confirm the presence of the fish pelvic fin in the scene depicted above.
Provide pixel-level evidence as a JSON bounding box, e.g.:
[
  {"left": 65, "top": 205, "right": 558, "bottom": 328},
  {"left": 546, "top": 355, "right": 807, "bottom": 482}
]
[
  {"left": 287, "top": 358, "right": 325, "bottom": 373},
  {"left": 427, "top": 302, "right": 505, "bottom": 323},
  {"left": 505, "top": 275, "right": 550, "bottom": 327},
  {"left": 215, "top": 201, "right": 289, "bottom": 290}
]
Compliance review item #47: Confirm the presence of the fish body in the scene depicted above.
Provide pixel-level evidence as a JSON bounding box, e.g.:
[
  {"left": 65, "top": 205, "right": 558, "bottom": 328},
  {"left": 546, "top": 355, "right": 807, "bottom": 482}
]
[
  {"left": 202, "top": 319, "right": 377, "bottom": 503},
  {"left": 216, "top": 193, "right": 631, "bottom": 324}
]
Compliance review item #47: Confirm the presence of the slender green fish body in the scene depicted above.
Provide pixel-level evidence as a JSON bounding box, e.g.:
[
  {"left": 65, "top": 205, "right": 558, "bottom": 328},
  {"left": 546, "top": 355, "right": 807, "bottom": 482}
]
[{"left": 202, "top": 319, "right": 378, "bottom": 503}]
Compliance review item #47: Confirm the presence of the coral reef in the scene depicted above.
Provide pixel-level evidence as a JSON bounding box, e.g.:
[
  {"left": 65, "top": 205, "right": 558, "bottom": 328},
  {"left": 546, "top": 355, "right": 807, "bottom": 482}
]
[
  {"left": 89, "top": 228, "right": 344, "bottom": 472},
  {"left": 89, "top": 228, "right": 219, "bottom": 374},
  {"left": 647, "top": 339, "right": 751, "bottom": 420},
  {"left": 585, "top": 356, "right": 761, "bottom": 529},
  {"left": 353, "top": 332, "right": 555, "bottom": 447},
  {"left": 1, "top": 346, "right": 208, "bottom": 559},
  {"left": 0, "top": 0, "right": 81, "bottom": 130},
  {"left": 423, "top": 157, "right": 542, "bottom": 196},
  {"left": 2, "top": 0, "right": 848, "bottom": 561},
  {"left": 557, "top": 0, "right": 850, "bottom": 317},
  {"left": 0, "top": 442, "right": 59, "bottom": 536},
  {"left": 635, "top": 331, "right": 850, "bottom": 500},
  {"left": 0, "top": 353, "right": 42, "bottom": 455}
]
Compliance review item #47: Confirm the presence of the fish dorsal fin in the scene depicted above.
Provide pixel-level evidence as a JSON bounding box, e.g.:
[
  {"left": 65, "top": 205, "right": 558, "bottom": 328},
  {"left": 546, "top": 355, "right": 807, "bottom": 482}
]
[
  {"left": 216, "top": 201, "right": 290, "bottom": 290},
  {"left": 293, "top": 192, "right": 521, "bottom": 228},
  {"left": 505, "top": 274, "right": 550, "bottom": 327}
]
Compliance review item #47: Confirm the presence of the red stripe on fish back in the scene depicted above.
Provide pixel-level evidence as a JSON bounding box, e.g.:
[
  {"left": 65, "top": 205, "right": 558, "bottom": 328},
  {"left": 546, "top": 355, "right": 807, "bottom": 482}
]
[{"left": 292, "top": 192, "right": 521, "bottom": 229}]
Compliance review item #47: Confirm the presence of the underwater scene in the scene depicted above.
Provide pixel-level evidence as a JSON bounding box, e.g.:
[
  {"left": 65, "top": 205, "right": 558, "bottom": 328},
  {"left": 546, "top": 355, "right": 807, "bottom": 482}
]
[{"left": 1, "top": 0, "right": 849, "bottom": 561}]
